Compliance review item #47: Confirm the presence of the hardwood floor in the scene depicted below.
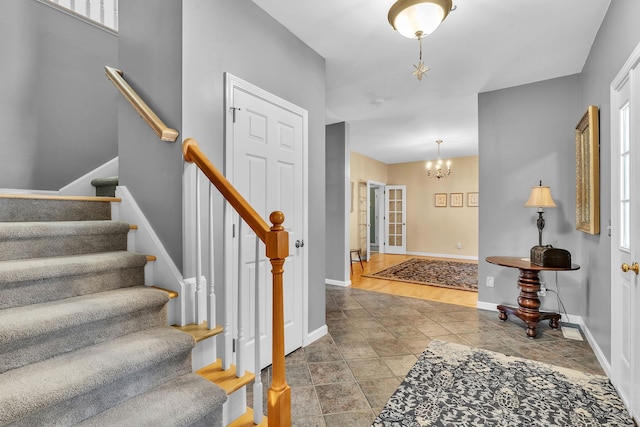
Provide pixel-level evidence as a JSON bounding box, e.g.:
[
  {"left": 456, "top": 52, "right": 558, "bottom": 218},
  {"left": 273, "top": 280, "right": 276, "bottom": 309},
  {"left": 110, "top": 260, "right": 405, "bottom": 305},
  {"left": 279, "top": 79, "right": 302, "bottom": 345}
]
[{"left": 349, "top": 252, "right": 478, "bottom": 308}]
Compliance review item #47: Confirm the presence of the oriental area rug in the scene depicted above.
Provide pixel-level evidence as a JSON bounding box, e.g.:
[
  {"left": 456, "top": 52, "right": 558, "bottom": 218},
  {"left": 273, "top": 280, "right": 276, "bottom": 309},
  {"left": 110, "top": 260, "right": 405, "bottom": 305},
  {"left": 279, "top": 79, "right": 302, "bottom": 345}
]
[
  {"left": 373, "top": 340, "right": 634, "bottom": 427},
  {"left": 364, "top": 258, "right": 478, "bottom": 292}
]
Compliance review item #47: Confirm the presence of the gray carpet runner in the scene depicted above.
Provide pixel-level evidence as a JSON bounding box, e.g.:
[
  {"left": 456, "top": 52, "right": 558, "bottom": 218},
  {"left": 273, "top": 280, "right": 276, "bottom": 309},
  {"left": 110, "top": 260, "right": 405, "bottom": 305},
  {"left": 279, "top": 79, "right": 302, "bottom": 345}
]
[{"left": 0, "top": 196, "right": 226, "bottom": 426}]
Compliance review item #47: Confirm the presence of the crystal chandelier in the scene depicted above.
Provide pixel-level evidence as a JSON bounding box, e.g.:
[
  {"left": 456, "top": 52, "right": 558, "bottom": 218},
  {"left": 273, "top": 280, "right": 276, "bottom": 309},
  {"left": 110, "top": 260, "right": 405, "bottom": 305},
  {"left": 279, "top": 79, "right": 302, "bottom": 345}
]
[{"left": 426, "top": 140, "right": 451, "bottom": 179}]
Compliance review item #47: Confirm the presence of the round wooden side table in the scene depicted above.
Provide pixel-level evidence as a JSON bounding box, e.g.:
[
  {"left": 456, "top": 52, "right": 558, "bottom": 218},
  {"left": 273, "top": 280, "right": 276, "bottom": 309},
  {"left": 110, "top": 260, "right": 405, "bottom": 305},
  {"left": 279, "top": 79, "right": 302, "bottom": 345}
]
[{"left": 486, "top": 256, "right": 580, "bottom": 338}]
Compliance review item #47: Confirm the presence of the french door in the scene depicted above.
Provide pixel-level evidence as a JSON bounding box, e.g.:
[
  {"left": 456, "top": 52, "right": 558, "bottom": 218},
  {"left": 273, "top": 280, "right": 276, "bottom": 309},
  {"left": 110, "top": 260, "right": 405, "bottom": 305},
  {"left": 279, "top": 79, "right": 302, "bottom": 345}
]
[{"left": 385, "top": 185, "right": 406, "bottom": 254}]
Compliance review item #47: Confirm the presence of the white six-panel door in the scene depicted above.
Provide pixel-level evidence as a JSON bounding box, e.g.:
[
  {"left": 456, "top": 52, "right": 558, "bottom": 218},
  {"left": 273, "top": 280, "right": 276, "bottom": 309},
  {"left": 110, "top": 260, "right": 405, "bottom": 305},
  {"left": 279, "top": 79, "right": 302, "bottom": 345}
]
[{"left": 226, "top": 74, "right": 306, "bottom": 370}]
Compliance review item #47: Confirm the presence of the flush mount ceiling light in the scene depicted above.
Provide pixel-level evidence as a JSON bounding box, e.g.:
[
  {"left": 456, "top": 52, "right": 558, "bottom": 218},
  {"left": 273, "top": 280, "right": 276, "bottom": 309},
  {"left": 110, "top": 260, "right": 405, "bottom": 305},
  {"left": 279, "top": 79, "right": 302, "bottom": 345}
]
[{"left": 388, "top": 0, "right": 454, "bottom": 80}]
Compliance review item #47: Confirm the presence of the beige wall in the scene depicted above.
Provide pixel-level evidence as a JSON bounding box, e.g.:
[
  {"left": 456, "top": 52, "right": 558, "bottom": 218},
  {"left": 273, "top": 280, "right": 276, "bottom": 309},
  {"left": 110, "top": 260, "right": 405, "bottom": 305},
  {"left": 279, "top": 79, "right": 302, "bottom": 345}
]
[
  {"left": 349, "top": 151, "right": 479, "bottom": 259},
  {"left": 388, "top": 155, "right": 478, "bottom": 258},
  {"left": 349, "top": 152, "right": 388, "bottom": 250}
]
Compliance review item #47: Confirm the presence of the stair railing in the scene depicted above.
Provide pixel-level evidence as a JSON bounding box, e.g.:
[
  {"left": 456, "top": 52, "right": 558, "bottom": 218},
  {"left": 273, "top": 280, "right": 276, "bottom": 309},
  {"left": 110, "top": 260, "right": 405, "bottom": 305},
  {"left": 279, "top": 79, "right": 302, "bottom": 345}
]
[
  {"left": 182, "top": 138, "right": 291, "bottom": 427},
  {"left": 40, "top": 0, "right": 119, "bottom": 32},
  {"left": 104, "top": 66, "right": 179, "bottom": 142}
]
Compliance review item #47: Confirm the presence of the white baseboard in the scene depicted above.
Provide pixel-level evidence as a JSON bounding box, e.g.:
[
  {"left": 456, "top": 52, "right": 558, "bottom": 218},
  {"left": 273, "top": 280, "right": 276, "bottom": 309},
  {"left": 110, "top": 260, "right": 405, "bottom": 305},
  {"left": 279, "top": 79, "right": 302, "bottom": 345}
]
[
  {"left": 569, "top": 317, "right": 611, "bottom": 377},
  {"left": 326, "top": 278, "right": 351, "bottom": 287},
  {"left": 476, "top": 300, "right": 610, "bottom": 376},
  {"left": 476, "top": 301, "right": 498, "bottom": 312},
  {"left": 304, "top": 324, "right": 328, "bottom": 346},
  {"left": 407, "top": 251, "right": 478, "bottom": 261},
  {"left": 0, "top": 188, "right": 58, "bottom": 195},
  {"left": 59, "top": 157, "right": 118, "bottom": 197}
]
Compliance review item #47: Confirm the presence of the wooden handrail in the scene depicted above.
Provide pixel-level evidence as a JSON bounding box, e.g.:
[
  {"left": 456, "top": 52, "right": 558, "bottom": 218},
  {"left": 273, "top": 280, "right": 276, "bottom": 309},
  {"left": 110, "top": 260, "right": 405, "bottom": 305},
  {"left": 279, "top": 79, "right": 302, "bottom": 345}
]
[
  {"left": 182, "top": 138, "right": 269, "bottom": 242},
  {"left": 104, "top": 66, "right": 179, "bottom": 142},
  {"left": 182, "top": 138, "right": 291, "bottom": 426}
]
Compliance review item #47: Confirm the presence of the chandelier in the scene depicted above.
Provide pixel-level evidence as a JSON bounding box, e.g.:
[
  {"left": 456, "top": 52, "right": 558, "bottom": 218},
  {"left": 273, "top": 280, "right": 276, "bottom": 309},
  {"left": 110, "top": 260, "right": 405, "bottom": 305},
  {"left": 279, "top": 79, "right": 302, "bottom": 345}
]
[
  {"left": 388, "top": 0, "right": 454, "bottom": 81},
  {"left": 426, "top": 140, "right": 451, "bottom": 179}
]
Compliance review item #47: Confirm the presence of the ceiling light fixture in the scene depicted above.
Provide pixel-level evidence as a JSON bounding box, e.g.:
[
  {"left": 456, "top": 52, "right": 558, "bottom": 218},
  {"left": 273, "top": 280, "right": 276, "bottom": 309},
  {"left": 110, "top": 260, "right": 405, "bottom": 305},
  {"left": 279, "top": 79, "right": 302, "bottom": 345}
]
[
  {"left": 388, "top": 0, "right": 454, "bottom": 80},
  {"left": 426, "top": 140, "right": 451, "bottom": 179}
]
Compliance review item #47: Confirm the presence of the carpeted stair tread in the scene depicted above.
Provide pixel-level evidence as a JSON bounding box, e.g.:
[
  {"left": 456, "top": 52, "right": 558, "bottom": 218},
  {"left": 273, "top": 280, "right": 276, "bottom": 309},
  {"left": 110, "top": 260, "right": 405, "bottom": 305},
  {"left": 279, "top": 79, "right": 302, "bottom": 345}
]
[
  {"left": 0, "top": 221, "right": 130, "bottom": 261},
  {"left": 0, "top": 251, "right": 147, "bottom": 284},
  {"left": 0, "top": 287, "right": 170, "bottom": 373},
  {"left": 77, "top": 373, "right": 226, "bottom": 427},
  {"left": 0, "top": 251, "right": 148, "bottom": 309},
  {"left": 0, "top": 195, "right": 114, "bottom": 222},
  {"left": 0, "top": 326, "right": 195, "bottom": 425}
]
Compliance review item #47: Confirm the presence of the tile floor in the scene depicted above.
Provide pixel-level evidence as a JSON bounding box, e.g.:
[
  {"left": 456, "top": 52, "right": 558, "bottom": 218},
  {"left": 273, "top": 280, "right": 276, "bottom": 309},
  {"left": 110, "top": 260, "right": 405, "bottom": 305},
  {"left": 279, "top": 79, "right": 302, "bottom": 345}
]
[{"left": 250, "top": 285, "right": 605, "bottom": 427}]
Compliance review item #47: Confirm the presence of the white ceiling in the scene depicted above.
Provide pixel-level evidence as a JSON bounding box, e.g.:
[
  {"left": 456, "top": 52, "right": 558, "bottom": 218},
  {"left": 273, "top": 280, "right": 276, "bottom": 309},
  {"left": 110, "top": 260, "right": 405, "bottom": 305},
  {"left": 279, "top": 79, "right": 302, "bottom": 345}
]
[{"left": 252, "top": 0, "right": 611, "bottom": 164}]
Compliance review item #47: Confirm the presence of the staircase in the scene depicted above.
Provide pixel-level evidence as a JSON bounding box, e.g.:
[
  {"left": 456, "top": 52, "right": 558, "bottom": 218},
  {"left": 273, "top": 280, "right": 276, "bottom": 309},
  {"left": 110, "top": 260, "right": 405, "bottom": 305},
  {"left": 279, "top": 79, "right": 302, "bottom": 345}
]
[{"left": 0, "top": 194, "right": 229, "bottom": 426}]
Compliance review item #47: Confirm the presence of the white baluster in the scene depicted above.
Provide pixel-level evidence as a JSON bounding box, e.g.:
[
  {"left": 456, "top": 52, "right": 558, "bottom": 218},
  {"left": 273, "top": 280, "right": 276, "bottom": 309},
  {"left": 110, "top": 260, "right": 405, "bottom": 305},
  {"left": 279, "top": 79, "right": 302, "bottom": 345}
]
[
  {"left": 195, "top": 172, "right": 203, "bottom": 325},
  {"left": 113, "top": 0, "right": 118, "bottom": 31},
  {"left": 69, "top": 0, "right": 75, "bottom": 11},
  {"left": 236, "top": 220, "right": 246, "bottom": 376},
  {"left": 99, "top": 0, "right": 105, "bottom": 25},
  {"left": 223, "top": 202, "right": 233, "bottom": 370},
  {"left": 85, "top": 0, "right": 90, "bottom": 20},
  {"left": 207, "top": 184, "right": 216, "bottom": 330},
  {"left": 253, "top": 235, "right": 263, "bottom": 423}
]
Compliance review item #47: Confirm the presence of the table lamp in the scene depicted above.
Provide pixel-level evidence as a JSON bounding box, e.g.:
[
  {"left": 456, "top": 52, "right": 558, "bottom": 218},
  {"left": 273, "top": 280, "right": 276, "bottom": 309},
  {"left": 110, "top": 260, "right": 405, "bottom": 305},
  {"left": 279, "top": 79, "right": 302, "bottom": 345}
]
[{"left": 524, "top": 181, "right": 556, "bottom": 246}]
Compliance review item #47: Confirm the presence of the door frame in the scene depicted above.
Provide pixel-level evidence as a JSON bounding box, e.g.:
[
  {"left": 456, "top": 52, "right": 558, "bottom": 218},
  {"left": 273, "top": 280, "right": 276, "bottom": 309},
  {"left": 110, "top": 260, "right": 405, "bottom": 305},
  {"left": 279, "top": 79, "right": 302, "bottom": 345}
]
[
  {"left": 224, "top": 72, "right": 309, "bottom": 352},
  {"left": 610, "top": 41, "right": 640, "bottom": 421},
  {"left": 366, "top": 180, "right": 386, "bottom": 261}
]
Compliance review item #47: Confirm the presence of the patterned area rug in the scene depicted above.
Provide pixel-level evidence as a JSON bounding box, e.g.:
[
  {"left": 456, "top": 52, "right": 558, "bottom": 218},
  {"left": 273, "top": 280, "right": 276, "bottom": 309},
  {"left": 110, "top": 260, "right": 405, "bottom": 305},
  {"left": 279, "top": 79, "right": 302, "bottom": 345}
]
[
  {"left": 373, "top": 340, "right": 634, "bottom": 426},
  {"left": 364, "top": 258, "right": 478, "bottom": 292}
]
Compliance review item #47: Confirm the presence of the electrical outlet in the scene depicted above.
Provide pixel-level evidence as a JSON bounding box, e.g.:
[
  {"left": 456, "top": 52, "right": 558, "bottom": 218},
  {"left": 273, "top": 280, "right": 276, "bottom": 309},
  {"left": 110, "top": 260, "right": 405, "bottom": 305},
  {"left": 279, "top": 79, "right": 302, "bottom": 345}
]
[
  {"left": 538, "top": 283, "right": 547, "bottom": 297},
  {"left": 486, "top": 276, "right": 494, "bottom": 287},
  {"left": 456, "top": 242, "right": 462, "bottom": 249}
]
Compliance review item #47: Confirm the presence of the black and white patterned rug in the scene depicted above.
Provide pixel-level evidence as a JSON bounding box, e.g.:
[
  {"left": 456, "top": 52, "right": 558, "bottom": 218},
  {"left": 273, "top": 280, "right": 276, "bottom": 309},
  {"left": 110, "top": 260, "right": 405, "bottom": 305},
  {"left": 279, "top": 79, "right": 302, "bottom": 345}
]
[{"left": 373, "top": 340, "right": 634, "bottom": 426}]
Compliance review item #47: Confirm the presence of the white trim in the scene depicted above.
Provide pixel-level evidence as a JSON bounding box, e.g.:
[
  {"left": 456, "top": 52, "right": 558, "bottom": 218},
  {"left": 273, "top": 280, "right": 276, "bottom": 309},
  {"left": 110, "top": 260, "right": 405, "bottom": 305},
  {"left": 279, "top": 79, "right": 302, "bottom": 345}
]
[
  {"left": 581, "top": 320, "right": 612, "bottom": 378},
  {"left": 115, "top": 186, "right": 187, "bottom": 326},
  {"left": 59, "top": 157, "right": 118, "bottom": 197},
  {"left": 0, "top": 188, "right": 58, "bottom": 195},
  {"left": 304, "top": 325, "right": 328, "bottom": 346},
  {"left": 325, "top": 279, "right": 351, "bottom": 287},
  {"left": 407, "top": 251, "right": 479, "bottom": 261},
  {"left": 476, "top": 300, "right": 498, "bottom": 311}
]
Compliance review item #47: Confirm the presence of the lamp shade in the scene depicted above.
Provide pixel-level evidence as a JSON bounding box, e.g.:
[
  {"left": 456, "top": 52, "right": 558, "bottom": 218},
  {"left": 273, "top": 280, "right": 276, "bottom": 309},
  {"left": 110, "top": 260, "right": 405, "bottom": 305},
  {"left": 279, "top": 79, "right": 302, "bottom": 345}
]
[
  {"left": 525, "top": 185, "right": 557, "bottom": 208},
  {"left": 388, "top": 0, "right": 453, "bottom": 39}
]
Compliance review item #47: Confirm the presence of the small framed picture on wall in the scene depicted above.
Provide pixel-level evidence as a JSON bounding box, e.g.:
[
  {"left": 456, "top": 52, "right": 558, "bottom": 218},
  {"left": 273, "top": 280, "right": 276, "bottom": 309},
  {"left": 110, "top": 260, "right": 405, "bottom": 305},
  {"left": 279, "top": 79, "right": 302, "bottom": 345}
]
[
  {"left": 451, "top": 193, "right": 463, "bottom": 207},
  {"left": 467, "top": 192, "right": 479, "bottom": 207},
  {"left": 435, "top": 193, "right": 447, "bottom": 207}
]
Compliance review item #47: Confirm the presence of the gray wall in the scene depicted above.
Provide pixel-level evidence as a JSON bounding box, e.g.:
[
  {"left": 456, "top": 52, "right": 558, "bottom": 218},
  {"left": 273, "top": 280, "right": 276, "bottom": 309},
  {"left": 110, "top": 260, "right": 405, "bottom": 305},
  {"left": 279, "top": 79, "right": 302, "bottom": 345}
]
[
  {"left": 577, "top": 0, "right": 640, "bottom": 361},
  {"left": 118, "top": 0, "right": 184, "bottom": 270},
  {"left": 182, "top": 1, "right": 327, "bottom": 333},
  {"left": 479, "top": 0, "right": 640, "bottom": 365},
  {"left": 478, "top": 75, "right": 583, "bottom": 316},
  {"left": 0, "top": 0, "right": 118, "bottom": 189},
  {"left": 326, "top": 122, "right": 350, "bottom": 284}
]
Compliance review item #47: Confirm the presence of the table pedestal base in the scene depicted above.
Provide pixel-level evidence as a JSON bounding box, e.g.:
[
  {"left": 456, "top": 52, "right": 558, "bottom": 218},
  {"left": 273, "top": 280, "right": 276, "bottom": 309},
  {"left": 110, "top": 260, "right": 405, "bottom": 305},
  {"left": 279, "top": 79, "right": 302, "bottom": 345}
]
[
  {"left": 497, "top": 267, "right": 561, "bottom": 338},
  {"left": 497, "top": 304, "right": 560, "bottom": 338}
]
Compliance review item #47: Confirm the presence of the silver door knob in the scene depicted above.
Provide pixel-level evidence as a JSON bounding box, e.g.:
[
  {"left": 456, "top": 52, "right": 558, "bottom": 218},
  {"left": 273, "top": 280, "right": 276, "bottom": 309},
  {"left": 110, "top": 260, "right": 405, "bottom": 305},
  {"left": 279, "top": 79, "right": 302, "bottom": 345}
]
[{"left": 295, "top": 240, "right": 304, "bottom": 248}]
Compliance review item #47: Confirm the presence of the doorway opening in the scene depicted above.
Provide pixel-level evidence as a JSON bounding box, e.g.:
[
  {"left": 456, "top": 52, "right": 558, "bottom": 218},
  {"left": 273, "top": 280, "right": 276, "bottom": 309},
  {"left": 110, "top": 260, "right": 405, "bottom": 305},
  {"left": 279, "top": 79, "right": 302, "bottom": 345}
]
[{"left": 366, "top": 181, "right": 386, "bottom": 261}]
